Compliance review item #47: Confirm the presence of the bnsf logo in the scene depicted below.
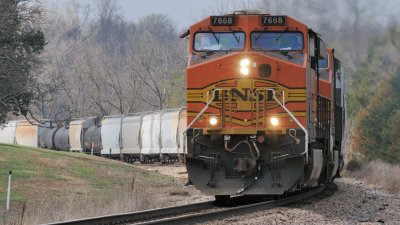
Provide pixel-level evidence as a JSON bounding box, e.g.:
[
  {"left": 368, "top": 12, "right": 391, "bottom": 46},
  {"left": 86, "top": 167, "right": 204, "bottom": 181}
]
[{"left": 213, "top": 88, "right": 274, "bottom": 102}]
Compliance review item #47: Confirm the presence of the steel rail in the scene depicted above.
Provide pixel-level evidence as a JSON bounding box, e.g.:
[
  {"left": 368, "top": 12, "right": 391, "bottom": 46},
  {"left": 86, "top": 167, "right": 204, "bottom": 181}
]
[
  {"left": 45, "top": 201, "right": 216, "bottom": 225},
  {"left": 46, "top": 185, "right": 324, "bottom": 225},
  {"left": 140, "top": 185, "right": 325, "bottom": 225}
]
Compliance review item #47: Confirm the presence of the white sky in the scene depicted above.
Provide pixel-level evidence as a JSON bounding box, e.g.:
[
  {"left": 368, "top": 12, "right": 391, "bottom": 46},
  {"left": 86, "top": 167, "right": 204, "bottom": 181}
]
[
  {"left": 43, "top": 0, "right": 249, "bottom": 30},
  {"left": 43, "top": 0, "right": 400, "bottom": 30}
]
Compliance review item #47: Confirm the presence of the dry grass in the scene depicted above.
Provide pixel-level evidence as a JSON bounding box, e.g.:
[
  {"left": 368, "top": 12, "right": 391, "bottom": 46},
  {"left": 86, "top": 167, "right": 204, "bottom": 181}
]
[
  {"left": 344, "top": 160, "right": 400, "bottom": 194},
  {"left": 1, "top": 184, "right": 160, "bottom": 225},
  {"left": 0, "top": 144, "right": 179, "bottom": 224}
]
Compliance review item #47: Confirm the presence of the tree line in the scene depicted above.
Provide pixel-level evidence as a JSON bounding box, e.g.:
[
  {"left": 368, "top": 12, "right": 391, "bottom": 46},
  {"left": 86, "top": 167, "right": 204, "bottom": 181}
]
[{"left": 32, "top": 0, "right": 186, "bottom": 120}]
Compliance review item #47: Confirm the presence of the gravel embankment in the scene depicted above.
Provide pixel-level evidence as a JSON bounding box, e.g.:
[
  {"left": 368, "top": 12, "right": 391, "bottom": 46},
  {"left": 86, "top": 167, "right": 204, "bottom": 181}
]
[
  {"left": 136, "top": 164, "right": 400, "bottom": 224},
  {"left": 204, "top": 178, "right": 400, "bottom": 224}
]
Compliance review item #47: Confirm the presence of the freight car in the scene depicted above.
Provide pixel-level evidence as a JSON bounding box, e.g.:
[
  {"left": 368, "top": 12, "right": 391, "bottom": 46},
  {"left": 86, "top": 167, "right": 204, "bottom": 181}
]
[
  {"left": 39, "top": 123, "right": 58, "bottom": 149},
  {"left": 101, "top": 115, "right": 124, "bottom": 159},
  {"left": 69, "top": 118, "right": 97, "bottom": 153},
  {"left": 83, "top": 118, "right": 102, "bottom": 155},
  {"left": 15, "top": 121, "right": 39, "bottom": 148},
  {"left": 121, "top": 113, "right": 144, "bottom": 162},
  {"left": 181, "top": 9, "right": 346, "bottom": 199},
  {"left": 0, "top": 121, "right": 19, "bottom": 144},
  {"left": 0, "top": 109, "right": 188, "bottom": 163}
]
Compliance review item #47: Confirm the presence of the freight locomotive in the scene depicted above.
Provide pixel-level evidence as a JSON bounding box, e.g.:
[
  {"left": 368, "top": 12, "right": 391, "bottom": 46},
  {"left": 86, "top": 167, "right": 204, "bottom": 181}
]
[{"left": 181, "top": 9, "right": 346, "bottom": 199}]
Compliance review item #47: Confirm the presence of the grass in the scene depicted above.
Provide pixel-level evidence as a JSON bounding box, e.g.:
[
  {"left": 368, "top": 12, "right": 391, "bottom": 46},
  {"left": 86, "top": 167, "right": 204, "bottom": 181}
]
[
  {"left": 345, "top": 159, "right": 400, "bottom": 194},
  {"left": 0, "top": 143, "right": 178, "bottom": 224}
]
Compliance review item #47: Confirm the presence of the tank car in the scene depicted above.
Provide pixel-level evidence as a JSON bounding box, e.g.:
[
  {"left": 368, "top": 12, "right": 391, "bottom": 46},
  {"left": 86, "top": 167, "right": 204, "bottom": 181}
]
[
  {"left": 83, "top": 118, "right": 102, "bottom": 155},
  {"left": 182, "top": 9, "right": 346, "bottom": 199},
  {"left": 39, "top": 122, "right": 59, "bottom": 149},
  {"left": 53, "top": 124, "right": 70, "bottom": 151}
]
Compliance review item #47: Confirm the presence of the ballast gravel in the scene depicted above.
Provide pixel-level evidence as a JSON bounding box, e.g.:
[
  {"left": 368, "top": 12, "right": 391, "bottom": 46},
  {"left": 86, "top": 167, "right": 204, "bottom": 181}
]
[
  {"left": 202, "top": 177, "right": 400, "bottom": 225},
  {"left": 135, "top": 164, "right": 400, "bottom": 224}
]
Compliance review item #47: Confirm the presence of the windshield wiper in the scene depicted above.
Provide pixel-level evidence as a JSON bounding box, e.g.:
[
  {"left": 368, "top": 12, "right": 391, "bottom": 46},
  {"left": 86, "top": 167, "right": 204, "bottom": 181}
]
[
  {"left": 274, "top": 50, "right": 296, "bottom": 59},
  {"left": 208, "top": 27, "right": 219, "bottom": 44},
  {"left": 231, "top": 32, "right": 240, "bottom": 45},
  {"left": 228, "top": 28, "right": 240, "bottom": 45},
  {"left": 255, "top": 32, "right": 264, "bottom": 41},
  {"left": 200, "top": 51, "right": 217, "bottom": 59},
  {"left": 275, "top": 27, "right": 289, "bottom": 43}
]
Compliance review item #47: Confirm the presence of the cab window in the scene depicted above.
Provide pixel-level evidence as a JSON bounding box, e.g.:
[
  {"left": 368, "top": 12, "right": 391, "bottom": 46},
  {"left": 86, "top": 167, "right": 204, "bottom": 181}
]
[
  {"left": 251, "top": 32, "right": 303, "bottom": 51},
  {"left": 194, "top": 32, "right": 245, "bottom": 51}
]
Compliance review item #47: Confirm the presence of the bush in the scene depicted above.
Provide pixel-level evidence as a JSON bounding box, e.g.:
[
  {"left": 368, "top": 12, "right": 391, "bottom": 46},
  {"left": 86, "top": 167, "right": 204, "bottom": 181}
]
[{"left": 346, "top": 158, "right": 362, "bottom": 171}]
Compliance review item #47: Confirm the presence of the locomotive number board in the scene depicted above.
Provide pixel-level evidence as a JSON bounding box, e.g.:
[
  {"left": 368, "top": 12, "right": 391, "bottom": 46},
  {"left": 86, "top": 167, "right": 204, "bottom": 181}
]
[
  {"left": 261, "top": 16, "right": 286, "bottom": 26},
  {"left": 210, "top": 16, "right": 236, "bottom": 26}
]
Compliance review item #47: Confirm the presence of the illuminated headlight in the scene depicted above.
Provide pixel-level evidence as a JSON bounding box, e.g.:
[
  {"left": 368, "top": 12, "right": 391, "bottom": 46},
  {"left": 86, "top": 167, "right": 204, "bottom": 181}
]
[
  {"left": 240, "top": 58, "right": 250, "bottom": 76},
  {"left": 209, "top": 117, "right": 218, "bottom": 126},
  {"left": 240, "top": 58, "right": 250, "bottom": 67},
  {"left": 240, "top": 67, "right": 249, "bottom": 75},
  {"left": 270, "top": 117, "right": 279, "bottom": 126}
]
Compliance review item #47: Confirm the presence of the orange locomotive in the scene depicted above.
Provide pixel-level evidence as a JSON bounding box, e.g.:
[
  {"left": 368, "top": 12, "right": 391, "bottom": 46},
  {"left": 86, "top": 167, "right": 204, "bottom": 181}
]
[{"left": 181, "top": 9, "right": 345, "bottom": 199}]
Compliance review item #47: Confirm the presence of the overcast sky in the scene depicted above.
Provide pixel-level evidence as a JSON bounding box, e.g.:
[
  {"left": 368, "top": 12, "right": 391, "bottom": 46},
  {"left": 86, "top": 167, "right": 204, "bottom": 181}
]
[
  {"left": 43, "top": 0, "right": 250, "bottom": 30},
  {"left": 43, "top": 0, "right": 400, "bottom": 30}
]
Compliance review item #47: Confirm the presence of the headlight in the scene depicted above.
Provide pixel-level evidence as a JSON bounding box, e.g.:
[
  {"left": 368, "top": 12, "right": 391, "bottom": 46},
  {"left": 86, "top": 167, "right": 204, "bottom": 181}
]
[
  {"left": 209, "top": 117, "right": 218, "bottom": 126},
  {"left": 270, "top": 117, "right": 279, "bottom": 126},
  {"left": 240, "top": 67, "right": 249, "bottom": 75},
  {"left": 240, "top": 58, "right": 250, "bottom": 67},
  {"left": 240, "top": 58, "right": 250, "bottom": 76}
]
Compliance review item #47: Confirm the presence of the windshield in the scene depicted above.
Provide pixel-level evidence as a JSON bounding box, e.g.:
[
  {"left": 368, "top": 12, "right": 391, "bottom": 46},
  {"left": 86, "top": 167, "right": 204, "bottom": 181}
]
[
  {"left": 251, "top": 32, "right": 303, "bottom": 51},
  {"left": 194, "top": 32, "right": 245, "bottom": 51}
]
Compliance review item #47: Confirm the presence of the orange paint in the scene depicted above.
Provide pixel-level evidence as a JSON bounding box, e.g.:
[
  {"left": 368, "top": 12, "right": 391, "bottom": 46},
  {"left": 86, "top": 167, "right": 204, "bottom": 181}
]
[{"left": 186, "top": 14, "right": 316, "bottom": 131}]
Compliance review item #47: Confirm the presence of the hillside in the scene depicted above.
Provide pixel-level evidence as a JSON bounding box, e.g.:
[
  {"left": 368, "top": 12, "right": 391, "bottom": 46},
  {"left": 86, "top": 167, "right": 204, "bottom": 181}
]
[{"left": 0, "top": 144, "right": 185, "bottom": 224}]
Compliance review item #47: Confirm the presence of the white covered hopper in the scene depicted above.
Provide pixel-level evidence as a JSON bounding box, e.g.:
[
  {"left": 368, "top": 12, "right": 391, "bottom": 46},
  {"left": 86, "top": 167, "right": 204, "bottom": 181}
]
[
  {"left": 178, "top": 109, "right": 187, "bottom": 156},
  {"left": 69, "top": 118, "right": 96, "bottom": 152},
  {"left": 15, "top": 121, "right": 38, "bottom": 147},
  {"left": 140, "top": 112, "right": 161, "bottom": 160},
  {"left": 0, "top": 121, "right": 18, "bottom": 144},
  {"left": 121, "top": 114, "right": 142, "bottom": 160},
  {"left": 101, "top": 116, "right": 123, "bottom": 157},
  {"left": 160, "top": 109, "right": 183, "bottom": 161}
]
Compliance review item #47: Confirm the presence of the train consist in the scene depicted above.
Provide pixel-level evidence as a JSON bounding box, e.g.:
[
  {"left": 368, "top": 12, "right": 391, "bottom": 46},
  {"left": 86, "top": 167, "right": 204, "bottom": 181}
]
[
  {"left": 182, "top": 9, "right": 346, "bottom": 199},
  {"left": 0, "top": 108, "right": 187, "bottom": 163},
  {"left": 0, "top": 9, "right": 347, "bottom": 202}
]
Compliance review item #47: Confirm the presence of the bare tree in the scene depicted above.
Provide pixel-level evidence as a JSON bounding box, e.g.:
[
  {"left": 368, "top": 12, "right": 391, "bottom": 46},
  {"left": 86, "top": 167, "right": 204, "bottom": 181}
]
[{"left": 130, "top": 16, "right": 185, "bottom": 110}]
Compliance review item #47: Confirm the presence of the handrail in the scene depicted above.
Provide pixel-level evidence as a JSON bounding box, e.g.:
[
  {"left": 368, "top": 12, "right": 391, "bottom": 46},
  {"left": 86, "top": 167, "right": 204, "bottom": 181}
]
[
  {"left": 184, "top": 88, "right": 308, "bottom": 164},
  {"left": 184, "top": 89, "right": 221, "bottom": 134},
  {"left": 266, "top": 89, "right": 309, "bottom": 164}
]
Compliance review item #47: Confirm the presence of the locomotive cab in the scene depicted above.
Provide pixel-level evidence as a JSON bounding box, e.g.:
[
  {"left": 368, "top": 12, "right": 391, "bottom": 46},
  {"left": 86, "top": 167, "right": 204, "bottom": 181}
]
[{"left": 183, "top": 9, "right": 345, "bottom": 198}]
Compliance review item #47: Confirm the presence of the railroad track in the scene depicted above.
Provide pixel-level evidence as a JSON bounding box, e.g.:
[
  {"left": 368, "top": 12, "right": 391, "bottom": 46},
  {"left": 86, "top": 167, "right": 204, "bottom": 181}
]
[{"left": 46, "top": 185, "right": 325, "bottom": 225}]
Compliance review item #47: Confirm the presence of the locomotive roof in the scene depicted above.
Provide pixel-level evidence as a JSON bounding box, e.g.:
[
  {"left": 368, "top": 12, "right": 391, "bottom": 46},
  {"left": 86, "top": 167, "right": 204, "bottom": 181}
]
[{"left": 232, "top": 9, "right": 268, "bottom": 15}]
